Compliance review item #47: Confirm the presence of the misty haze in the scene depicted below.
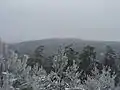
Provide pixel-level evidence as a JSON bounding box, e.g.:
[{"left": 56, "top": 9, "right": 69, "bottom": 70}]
[{"left": 0, "top": 0, "right": 120, "bottom": 90}]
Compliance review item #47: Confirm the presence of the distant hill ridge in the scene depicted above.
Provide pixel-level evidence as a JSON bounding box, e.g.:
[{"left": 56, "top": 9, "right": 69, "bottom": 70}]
[{"left": 9, "top": 38, "right": 120, "bottom": 58}]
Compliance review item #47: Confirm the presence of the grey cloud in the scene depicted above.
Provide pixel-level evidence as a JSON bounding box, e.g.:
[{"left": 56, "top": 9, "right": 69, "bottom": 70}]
[{"left": 0, "top": 0, "right": 120, "bottom": 42}]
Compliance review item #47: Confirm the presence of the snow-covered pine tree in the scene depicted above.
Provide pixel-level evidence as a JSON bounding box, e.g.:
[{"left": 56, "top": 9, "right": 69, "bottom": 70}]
[
  {"left": 64, "top": 60, "right": 82, "bottom": 89},
  {"left": 26, "top": 63, "right": 49, "bottom": 90},
  {"left": 84, "top": 66, "right": 116, "bottom": 90},
  {"left": 48, "top": 47, "right": 68, "bottom": 90}
]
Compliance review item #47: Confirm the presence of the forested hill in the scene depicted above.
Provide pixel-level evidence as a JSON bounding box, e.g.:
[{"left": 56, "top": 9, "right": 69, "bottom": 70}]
[{"left": 9, "top": 38, "right": 120, "bottom": 57}]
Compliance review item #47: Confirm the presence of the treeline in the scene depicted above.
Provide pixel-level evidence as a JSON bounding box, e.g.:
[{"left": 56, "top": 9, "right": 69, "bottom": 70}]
[{"left": 27, "top": 45, "right": 120, "bottom": 86}]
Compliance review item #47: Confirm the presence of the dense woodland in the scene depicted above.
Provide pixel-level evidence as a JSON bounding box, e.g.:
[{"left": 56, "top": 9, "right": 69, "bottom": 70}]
[{"left": 1, "top": 45, "right": 120, "bottom": 90}]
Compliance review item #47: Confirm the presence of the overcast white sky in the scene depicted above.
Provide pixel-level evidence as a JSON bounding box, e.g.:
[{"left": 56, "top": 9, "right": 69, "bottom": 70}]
[{"left": 0, "top": 0, "right": 120, "bottom": 42}]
